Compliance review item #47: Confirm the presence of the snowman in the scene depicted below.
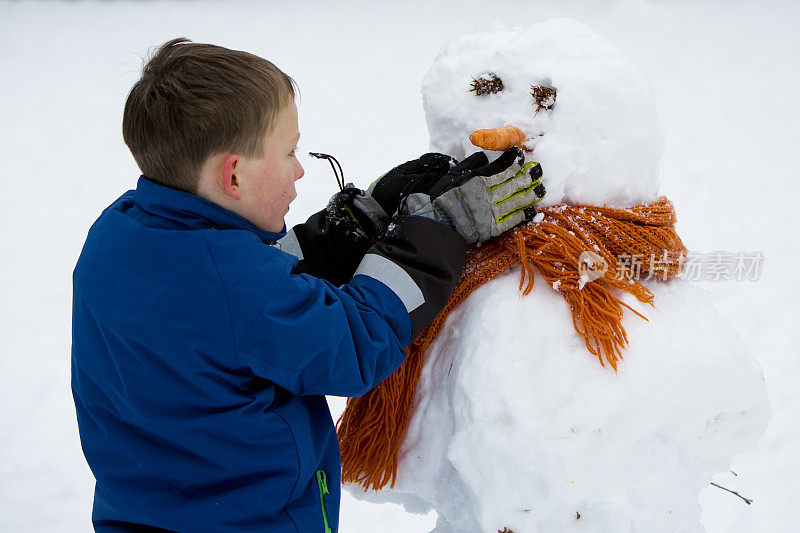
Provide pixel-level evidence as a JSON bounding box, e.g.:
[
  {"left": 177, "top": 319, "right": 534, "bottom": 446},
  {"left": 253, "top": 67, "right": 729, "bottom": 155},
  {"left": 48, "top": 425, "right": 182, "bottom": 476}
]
[{"left": 342, "top": 20, "right": 770, "bottom": 533}]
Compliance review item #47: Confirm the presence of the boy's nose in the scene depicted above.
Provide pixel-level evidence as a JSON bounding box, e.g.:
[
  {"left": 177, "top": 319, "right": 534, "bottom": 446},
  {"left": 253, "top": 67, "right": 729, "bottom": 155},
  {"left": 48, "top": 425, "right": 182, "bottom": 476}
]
[{"left": 295, "top": 162, "right": 305, "bottom": 181}]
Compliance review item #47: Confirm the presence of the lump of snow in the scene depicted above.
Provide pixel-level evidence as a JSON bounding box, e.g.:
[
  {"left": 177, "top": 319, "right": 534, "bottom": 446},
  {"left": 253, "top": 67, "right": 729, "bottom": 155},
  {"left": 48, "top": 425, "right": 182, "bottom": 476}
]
[{"left": 350, "top": 271, "right": 770, "bottom": 532}]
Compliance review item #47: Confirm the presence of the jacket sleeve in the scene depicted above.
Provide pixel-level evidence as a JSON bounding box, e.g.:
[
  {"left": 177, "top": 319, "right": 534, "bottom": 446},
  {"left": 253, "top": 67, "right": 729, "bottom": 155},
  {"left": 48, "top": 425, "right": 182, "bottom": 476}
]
[
  {"left": 353, "top": 215, "right": 466, "bottom": 339},
  {"left": 231, "top": 216, "right": 466, "bottom": 398}
]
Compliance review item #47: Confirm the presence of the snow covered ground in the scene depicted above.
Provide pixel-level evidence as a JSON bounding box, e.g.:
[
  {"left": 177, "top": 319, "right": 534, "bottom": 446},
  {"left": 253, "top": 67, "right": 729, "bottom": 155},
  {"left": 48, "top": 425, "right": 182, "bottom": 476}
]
[{"left": 1, "top": 1, "right": 798, "bottom": 531}]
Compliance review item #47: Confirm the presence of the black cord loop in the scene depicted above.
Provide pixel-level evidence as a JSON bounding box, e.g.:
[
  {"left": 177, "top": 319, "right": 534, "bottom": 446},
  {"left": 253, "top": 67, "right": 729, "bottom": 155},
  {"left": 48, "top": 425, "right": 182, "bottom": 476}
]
[{"left": 309, "top": 152, "right": 346, "bottom": 191}]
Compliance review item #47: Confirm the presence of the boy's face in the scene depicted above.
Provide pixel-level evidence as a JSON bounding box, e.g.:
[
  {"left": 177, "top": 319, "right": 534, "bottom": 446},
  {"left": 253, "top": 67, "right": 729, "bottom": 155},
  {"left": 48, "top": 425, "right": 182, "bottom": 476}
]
[{"left": 235, "top": 101, "right": 304, "bottom": 233}]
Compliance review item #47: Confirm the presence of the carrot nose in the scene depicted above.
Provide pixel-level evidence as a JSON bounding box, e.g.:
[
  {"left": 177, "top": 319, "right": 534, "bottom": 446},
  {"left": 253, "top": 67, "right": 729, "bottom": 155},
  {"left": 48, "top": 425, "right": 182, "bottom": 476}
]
[{"left": 469, "top": 125, "right": 526, "bottom": 151}]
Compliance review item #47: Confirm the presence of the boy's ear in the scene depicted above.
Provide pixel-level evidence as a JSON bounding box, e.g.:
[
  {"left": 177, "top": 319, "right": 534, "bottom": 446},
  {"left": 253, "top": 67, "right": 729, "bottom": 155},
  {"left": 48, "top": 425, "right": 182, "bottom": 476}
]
[{"left": 221, "top": 154, "right": 241, "bottom": 201}]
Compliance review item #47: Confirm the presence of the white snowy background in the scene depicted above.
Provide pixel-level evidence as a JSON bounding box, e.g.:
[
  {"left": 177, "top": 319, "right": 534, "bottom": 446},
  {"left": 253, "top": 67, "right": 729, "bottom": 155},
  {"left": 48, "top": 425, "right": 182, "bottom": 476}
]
[{"left": 1, "top": 1, "right": 797, "bottom": 531}]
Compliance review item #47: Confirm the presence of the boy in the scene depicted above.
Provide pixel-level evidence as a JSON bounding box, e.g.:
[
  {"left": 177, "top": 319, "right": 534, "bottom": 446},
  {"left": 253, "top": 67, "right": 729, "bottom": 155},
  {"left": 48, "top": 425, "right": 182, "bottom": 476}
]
[{"left": 72, "top": 38, "right": 543, "bottom": 532}]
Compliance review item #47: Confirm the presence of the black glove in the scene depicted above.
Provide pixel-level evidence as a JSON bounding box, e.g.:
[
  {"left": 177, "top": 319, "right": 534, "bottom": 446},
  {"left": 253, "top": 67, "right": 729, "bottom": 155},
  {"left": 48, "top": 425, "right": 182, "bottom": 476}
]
[
  {"left": 400, "top": 148, "right": 546, "bottom": 244},
  {"left": 315, "top": 152, "right": 459, "bottom": 253},
  {"left": 280, "top": 186, "right": 385, "bottom": 286},
  {"left": 427, "top": 148, "right": 538, "bottom": 198},
  {"left": 367, "top": 153, "right": 457, "bottom": 216},
  {"left": 325, "top": 184, "right": 388, "bottom": 249}
]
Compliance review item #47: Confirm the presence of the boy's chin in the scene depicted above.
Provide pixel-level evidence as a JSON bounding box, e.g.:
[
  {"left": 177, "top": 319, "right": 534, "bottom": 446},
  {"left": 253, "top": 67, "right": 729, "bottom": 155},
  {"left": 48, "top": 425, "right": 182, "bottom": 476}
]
[{"left": 251, "top": 217, "right": 285, "bottom": 234}]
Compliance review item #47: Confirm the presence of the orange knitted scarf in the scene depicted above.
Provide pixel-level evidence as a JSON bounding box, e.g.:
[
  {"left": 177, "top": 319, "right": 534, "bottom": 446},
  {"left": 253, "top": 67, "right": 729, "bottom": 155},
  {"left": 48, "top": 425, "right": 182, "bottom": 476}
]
[{"left": 337, "top": 196, "right": 686, "bottom": 491}]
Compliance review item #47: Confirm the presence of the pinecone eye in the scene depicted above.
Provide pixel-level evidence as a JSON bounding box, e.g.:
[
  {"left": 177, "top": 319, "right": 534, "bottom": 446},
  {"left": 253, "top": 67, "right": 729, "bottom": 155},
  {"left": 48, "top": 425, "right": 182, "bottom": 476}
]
[
  {"left": 531, "top": 85, "right": 557, "bottom": 113},
  {"left": 469, "top": 74, "right": 504, "bottom": 96}
]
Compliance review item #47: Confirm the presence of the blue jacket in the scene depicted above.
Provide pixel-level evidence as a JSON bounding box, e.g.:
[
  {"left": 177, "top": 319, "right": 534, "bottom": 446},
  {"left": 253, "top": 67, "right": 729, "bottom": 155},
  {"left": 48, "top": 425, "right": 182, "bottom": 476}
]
[{"left": 72, "top": 177, "right": 414, "bottom": 532}]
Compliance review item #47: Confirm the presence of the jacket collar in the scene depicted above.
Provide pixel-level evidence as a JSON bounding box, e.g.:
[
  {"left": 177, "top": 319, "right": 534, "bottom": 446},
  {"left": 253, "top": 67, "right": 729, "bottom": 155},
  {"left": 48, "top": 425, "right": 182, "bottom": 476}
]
[{"left": 134, "top": 176, "right": 286, "bottom": 244}]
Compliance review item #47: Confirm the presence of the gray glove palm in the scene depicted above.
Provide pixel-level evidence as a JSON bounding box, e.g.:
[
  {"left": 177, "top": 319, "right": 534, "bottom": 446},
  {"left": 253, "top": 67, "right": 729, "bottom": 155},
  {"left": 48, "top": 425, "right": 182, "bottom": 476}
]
[{"left": 401, "top": 148, "right": 545, "bottom": 244}]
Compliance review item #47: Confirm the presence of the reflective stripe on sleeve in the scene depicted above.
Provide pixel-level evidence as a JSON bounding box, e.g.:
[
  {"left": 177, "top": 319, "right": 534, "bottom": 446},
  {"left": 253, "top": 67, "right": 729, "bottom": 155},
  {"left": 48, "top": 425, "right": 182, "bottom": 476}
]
[
  {"left": 353, "top": 253, "right": 425, "bottom": 313},
  {"left": 277, "top": 229, "right": 304, "bottom": 260}
]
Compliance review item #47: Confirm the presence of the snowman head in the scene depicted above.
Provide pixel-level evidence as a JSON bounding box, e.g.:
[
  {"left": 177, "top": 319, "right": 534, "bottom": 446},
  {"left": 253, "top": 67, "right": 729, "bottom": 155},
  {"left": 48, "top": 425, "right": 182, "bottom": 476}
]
[{"left": 422, "top": 19, "right": 664, "bottom": 207}]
